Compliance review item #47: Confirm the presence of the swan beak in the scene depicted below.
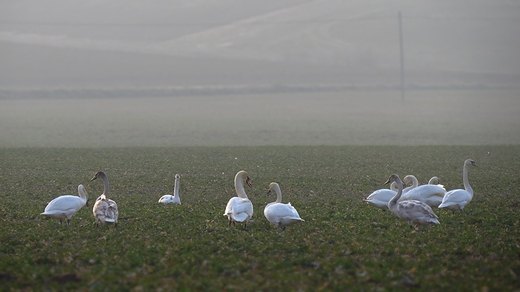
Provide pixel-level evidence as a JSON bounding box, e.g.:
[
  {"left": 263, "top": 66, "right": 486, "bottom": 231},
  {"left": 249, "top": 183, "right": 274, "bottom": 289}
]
[
  {"left": 384, "top": 178, "right": 391, "bottom": 185},
  {"left": 90, "top": 176, "right": 97, "bottom": 181},
  {"left": 246, "top": 176, "right": 252, "bottom": 187},
  {"left": 267, "top": 189, "right": 272, "bottom": 194}
]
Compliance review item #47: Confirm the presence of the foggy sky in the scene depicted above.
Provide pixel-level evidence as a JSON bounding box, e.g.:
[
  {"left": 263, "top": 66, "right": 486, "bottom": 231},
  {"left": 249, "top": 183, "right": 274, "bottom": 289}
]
[{"left": 1, "top": 0, "right": 519, "bottom": 89}]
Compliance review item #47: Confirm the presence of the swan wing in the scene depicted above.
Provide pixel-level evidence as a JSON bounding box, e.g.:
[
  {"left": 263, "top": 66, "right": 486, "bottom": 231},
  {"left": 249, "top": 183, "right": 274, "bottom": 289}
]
[
  {"left": 365, "top": 198, "right": 391, "bottom": 210},
  {"left": 264, "top": 203, "right": 303, "bottom": 226},
  {"left": 397, "top": 200, "right": 439, "bottom": 224},
  {"left": 224, "top": 197, "right": 240, "bottom": 216},
  {"left": 401, "top": 185, "right": 445, "bottom": 199},
  {"left": 365, "top": 189, "right": 396, "bottom": 201},
  {"left": 159, "top": 194, "right": 181, "bottom": 204},
  {"left": 93, "top": 199, "right": 109, "bottom": 222},
  {"left": 232, "top": 212, "right": 250, "bottom": 223},
  {"left": 104, "top": 199, "right": 118, "bottom": 223},
  {"left": 438, "top": 189, "right": 471, "bottom": 209},
  {"left": 225, "top": 197, "right": 253, "bottom": 222},
  {"left": 232, "top": 199, "right": 253, "bottom": 215},
  {"left": 365, "top": 189, "right": 396, "bottom": 210},
  {"left": 158, "top": 195, "right": 173, "bottom": 203},
  {"left": 400, "top": 185, "right": 446, "bottom": 207},
  {"left": 42, "top": 195, "right": 85, "bottom": 218}
]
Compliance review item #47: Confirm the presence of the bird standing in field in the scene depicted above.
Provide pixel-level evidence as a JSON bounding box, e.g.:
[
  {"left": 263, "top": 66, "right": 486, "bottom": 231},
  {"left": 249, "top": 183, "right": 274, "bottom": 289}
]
[
  {"left": 399, "top": 178, "right": 446, "bottom": 208},
  {"left": 264, "top": 182, "right": 304, "bottom": 230},
  {"left": 224, "top": 170, "right": 253, "bottom": 229},
  {"left": 91, "top": 171, "right": 119, "bottom": 227},
  {"left": 364, "top": 181, "right": 398, "bottom": 211},
  {"left": 41, "top": 184, "right": 88, "bottom": 225},
  {"left": 438, "top": 159, "right": 478, "bottom": 213},
  {"left": 385, "top": 174, "right": 440, "bottom": 229}
]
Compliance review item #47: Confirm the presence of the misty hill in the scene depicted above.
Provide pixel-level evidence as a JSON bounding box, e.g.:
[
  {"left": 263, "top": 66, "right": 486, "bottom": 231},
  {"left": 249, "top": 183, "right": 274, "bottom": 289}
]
[{"left": 1, "top": 0, "right": 519, "bottom": 92}]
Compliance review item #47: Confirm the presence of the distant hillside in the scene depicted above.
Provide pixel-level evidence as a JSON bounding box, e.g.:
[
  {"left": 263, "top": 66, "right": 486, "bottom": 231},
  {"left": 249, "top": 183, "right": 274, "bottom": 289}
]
[{"left": 1, "top": 0, "right": 519, "bottom": 93}]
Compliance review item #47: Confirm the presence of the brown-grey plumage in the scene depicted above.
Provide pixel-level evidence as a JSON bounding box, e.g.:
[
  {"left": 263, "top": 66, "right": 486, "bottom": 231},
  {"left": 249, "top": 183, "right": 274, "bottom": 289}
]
[
  {"left": 91, "top": 171, "right": 119, "bottom": 227},
  {"left": 385, "top": 174, "right": 440, "bottom": 229}
]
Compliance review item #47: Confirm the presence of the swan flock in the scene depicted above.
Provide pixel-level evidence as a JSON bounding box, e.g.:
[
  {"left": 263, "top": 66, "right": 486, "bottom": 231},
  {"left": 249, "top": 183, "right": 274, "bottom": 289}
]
[{"left": 40, "top": 158, "right": 477, "bottom": 230}]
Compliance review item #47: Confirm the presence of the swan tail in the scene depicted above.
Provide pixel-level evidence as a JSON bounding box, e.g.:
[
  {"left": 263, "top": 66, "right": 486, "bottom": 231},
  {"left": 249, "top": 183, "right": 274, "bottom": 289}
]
[
  {"left": 284, "top": 217, "right": 304, "bottom": 223},
  {"left": 232, "top": 212, "right": 249, "bottom": 223},
  {"left": 438, "top": 201, "right": 455, "bottom": 209}
]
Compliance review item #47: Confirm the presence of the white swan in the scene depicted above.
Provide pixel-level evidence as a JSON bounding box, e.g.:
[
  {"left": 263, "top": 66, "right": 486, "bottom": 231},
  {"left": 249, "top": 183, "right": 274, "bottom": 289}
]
[
  {"left": 385, "top": 174, "right": 440, "bottom": 228},
  {"left": 438, "top": 159, "right": 478, "bottom": 213},
  {"left": 428, "top": 176, "right": 445, "bottom": 191},
  {"left": 41, "top": 184, "right": 88, "bottom": 225},
  {"left": 264, "top": 182, "right": 304, "bottom": 230},
  {"left": 364, "top": 184, "right": 397, "bottom": 211},
  {"left": 158, "top": 174, "right": 181, "bottom": 204},
  {"left": 90, "top": 171, "right": 119, "bottom": 227},
  {"left": 223, "top": 170, "right": 253, "bottom": 228},
  {"left": 403, "top": 175, "right": 419, "bottom": 193},
  {"left": 389, "top": 175, "right": 418, "bottom": 193},
  {"left": 398, "top": 182, "right": 446, "bottom": 208}
]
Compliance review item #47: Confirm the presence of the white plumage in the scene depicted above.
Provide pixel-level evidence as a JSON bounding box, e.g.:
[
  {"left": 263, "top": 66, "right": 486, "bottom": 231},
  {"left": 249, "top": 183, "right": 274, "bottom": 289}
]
[
  {"left": 399, "top": 176, "right": 446, "bottom": 208},
  {"left": 264, "top": 182, "right": 304, "bottom": 230},
  {"left": 223, "top": 170, "right": 253, "bottom": 228},
  {"left": 364, "top": 185, "right": 397, "bottom": 211},
  {"left": 41, "top": 184, "right": 88, "bottom": 225},
  {"left": 385, "top": 174, "right": 440, "bottom": 229},
  {"left": 90, "top": 171, "right": 119, "bottom": 227},
  {"left": 438, "top": 159, "right": 478, "bottom": 213},
  {"left": 389, "top": 175, "right": 419, "bottom": 193},
  {"left": 158, "top": 174, "right": 181, "bottom": 204},
  {"left": 428, "top": 176, "right": 445, "bottom": 191},
  {"left": 399, "top": 184, "right": 446, "bottom": 208}
]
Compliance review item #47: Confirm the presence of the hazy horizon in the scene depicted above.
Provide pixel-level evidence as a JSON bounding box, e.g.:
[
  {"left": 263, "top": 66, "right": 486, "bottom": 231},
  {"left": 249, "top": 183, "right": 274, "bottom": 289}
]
[
  {"left": 1, "top": 0, "right": 519, "bottom": 90},
  {"left": 1, "top": 1, "right": 519, "bottom": 147}
]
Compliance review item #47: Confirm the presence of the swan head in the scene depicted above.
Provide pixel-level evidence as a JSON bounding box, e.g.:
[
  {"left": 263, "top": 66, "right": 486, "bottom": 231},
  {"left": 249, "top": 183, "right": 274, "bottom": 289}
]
[
  {"left": 267, "top": 182, "right": 279, "bottom": 194},
  {"left": 90, "top": 171, "right": 107, "bottom": 181},
  {"left": 428, "top": 176, "right": 440, "bottom": 185},
  {"left": 235, "top": 170, "right": 252, "bottom": 187},
  {"left": 78, "top": 184, "right": 89, "bottom": 207},
  {"left": 403, "top": 175, "right": 417, "bottom": 186},
  {"left": 240, "top": 171, "right": 252, "bottom": 187},
  {"left": 465, "top": 159, "right": 478, "bottom": 167},
  {"left": 175, "top": 174, "right": 180, "bottom": 180},
  {"left": 385, "top": 174, "right": 401, "bottom": 185}
]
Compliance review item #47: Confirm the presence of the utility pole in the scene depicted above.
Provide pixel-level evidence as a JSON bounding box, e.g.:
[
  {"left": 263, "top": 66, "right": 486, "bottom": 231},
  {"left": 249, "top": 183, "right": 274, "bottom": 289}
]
[{"left": 398, "top": 11, "right": 405, "bottom": 101}]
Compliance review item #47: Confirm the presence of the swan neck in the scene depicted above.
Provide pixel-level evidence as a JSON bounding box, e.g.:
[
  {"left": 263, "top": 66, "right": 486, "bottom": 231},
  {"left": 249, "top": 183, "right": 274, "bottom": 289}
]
[
  {"left": 174, "top": 179, "right": 180, "bottom": 197},
  {"left": 389, "top": 178, "right": 403, "bottom": 209},
  {"left": 102, "top": 175, "right": 109, "bottom": 196},
  {"left": 78, "top": 185, "right": 88, "bottom": 203},
  {"left": 235, "top": 173, "right": 247, "bottom": 198},
  {"left": 462, "top": 162, "right": 473, "bottom": 196},
  {"left": 274, "top": 184, "right": 282, "bottom": 203}
]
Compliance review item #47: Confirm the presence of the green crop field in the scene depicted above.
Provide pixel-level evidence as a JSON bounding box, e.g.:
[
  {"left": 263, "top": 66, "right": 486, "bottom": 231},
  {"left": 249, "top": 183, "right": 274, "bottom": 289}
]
[{"left": 1, "top": 145, "right": 519, "bottom": 291}]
